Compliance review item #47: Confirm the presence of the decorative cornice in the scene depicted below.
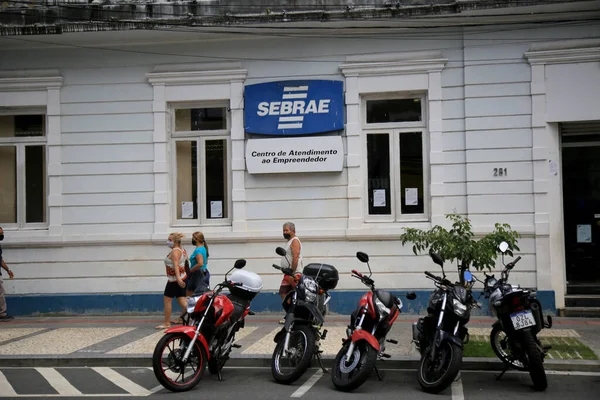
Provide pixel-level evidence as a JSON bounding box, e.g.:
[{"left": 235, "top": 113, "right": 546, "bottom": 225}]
[
  {"left": 525, "top": 46, "right": 600, "bottom": 65},
  {"left": 146, "top": 69, "right": 248, "bottom": 86},
  {"left": 340, "top": 58, "right": 448, "bottom": 77},
  {"left": 0, "top": 70, "right": 63, "bottom": 91}
]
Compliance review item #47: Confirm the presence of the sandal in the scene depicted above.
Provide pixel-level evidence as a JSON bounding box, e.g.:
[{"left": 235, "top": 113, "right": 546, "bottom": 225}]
[
  {"left": 155, "top": 324, "right": 171, "bottom": 329},
  {"left": 170, "top": 317, "right": 184, "bottom": 325}
]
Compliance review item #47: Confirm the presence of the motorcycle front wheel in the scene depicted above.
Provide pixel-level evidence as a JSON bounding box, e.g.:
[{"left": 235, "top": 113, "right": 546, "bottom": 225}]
[
  {"left": 152, "top": 332, "right": 207, "bottom": 392},
  {"left": 490, "top": 325, "right": 527, "bottom": 371},
  {"left": 522, "top": 330, "right": 547, "bottom": 391},
  {"left": 418, "top": 341, "right": 462, "bottom": 394},
  {"left": 271, "top": 325, "right": 315, "bottom": 384},
  {"left": 331, "top": 341, "right": 377, "bottom": 392}
]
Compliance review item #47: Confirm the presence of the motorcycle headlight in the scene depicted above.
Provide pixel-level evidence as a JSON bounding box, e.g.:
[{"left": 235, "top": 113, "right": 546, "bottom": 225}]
[
  {"left": 374, "top": 296, "right": 391, "bottom": 318},
  {"left": 301, "top": 276, "right": 318, "bottom": 304},
  {"left": 452, "top": 298, "right": 467, "bottom": 316}
]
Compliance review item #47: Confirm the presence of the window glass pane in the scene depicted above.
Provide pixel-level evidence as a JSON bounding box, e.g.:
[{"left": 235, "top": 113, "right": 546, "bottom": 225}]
[
  {"left": 175, "top": 108, "right": 227, "bottom": 131},
  {"left": 0, "top": 146, "right": 17, "bottom": 223},
  {"left": 16, "top": 115, "right": 45, "bottom": 136},
  {"left": 176, "top": 141, "right": 198, "bottom": 219},
  {"left": 367, "top": 134, "right": 391, "bottom": 215},
  {"left": 366, "top": 99, "right": 422, "bottom": 124},
  {"left": 205, "top": 140, "right": 227, "bottom": 219},
  {"left": 0, "top": 115, "right": 45, "bottom": 137},
  {"left": 25, "top": 145, "right": 46, "bottom": 223},
  {"left": 400, "top": 132, "right": 424, "bottom": 214}
]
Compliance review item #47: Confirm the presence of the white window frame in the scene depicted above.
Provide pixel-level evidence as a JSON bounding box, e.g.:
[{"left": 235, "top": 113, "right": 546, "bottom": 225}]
[
  {"left": 0, "top": 108, "right": 48, "bottom": 229},
  {"left": 169, "top": 102, "right": 233, "bottom": 227},
  {"left": 362, "top": 93, "right": 430, "bottom": 223}
]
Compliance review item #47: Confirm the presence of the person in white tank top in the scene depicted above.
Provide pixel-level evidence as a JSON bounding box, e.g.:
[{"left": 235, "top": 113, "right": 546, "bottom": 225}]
[{"left": 279, "top": 222, "right": 303, "bottom": 299}]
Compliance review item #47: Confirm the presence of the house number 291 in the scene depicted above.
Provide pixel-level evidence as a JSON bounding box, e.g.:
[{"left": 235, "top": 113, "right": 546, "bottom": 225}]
[{"left": 493, "top": 168, "right": 508, "bottom": 177}]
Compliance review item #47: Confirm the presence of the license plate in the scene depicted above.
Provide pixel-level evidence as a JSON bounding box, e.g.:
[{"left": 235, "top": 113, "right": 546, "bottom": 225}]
[{"left": 510, "top": 310, "right": 536, "bottom": 330}]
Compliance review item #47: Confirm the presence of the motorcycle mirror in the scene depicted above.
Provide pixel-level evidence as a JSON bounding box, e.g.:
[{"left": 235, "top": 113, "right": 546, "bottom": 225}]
[
  {"left": 429, "top": 252, "right": 444, "bottom": 267},
  {"left": 356, "top": 251, "right": 369, "bottom": 263},
  {"left": 498, "top": 241, "right": 509, "bottom": 253},
  {"left": 463, "top": 270, "right": 473, "bottom": 283},
  {"left": 234, "top": 259, "right": 246, "bottom": 269},
  {"left": 275, "top": 247, "right": 287, "bottom": 257},
  {"left": 406, "top": 292, "right": 417, "bottom": 300}
]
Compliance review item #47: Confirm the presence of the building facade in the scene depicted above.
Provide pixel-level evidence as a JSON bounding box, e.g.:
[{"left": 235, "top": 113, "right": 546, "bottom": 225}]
[{"left": 1, "top": 3, "right": 599, "bottom": 315}]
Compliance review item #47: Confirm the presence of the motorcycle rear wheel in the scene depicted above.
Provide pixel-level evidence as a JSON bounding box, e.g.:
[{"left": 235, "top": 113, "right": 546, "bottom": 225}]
[
  {"left": 271, "top": 325, "right": 315, "bottom": 384},
  {"left": 418, "top": 341, "right": 462, "bottom": 394},
  {"left": 152, "top": 333, "right": 207, "bottom": 392},
  {"left": 522, "top": 330, "right": 547, "bottom": 391},
  {"left": 331, "top": 341, "right": 377, "bottom": 392}
]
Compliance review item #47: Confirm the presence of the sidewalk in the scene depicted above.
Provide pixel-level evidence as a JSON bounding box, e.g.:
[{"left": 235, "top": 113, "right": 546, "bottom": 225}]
[{"left": 1, "top": 313, "right": 599, "bottom": 371}]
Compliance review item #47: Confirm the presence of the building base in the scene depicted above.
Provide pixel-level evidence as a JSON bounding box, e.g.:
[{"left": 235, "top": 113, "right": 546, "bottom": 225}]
[{"left": 6, "top": 290, "right": 556, "bottom": 317}]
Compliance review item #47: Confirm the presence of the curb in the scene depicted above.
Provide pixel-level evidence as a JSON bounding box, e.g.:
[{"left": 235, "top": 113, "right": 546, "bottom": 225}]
[{"left": 1, "top": 356, "right": 599, "bottom": 372}]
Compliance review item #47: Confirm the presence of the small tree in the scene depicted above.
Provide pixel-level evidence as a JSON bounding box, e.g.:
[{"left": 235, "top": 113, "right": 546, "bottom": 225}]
[{"left": 399, "top": 214, "right": 521, "bottom": 277}]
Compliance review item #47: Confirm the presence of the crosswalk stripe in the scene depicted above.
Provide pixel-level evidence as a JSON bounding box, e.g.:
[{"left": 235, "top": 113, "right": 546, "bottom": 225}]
[
  {"left": 91, "top": 367, "right": 151, "bottom": 396},
  {"left": 36, "top": 368, "right": 82, "bottom": 395},
  {"left": 0, "top": 370, "right": 18, "bottom": 396}
]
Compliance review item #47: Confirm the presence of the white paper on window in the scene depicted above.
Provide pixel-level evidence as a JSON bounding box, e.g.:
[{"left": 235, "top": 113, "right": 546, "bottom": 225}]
[
  {"left": 210, "top": 201, "right": 223, "bottom": 218},
  {"left": 181, "top": 201, "right": 194, "bottom": 219},
  {"left": 373, "top": 189, "right": 386, "bottom": 207},
  {"left": 405, "top": 188, "right": 419, "bottom": 206},
  {"left": 577, "top": 224, "right": 592, "bottom": 243}
]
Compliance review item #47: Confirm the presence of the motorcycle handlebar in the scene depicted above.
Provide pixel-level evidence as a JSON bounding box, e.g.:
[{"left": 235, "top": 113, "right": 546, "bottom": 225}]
[
  {"left": 506, "top": 256, "right": 522, "bottom": 270},
  {"left": 273, "top": 264, "right": 294, "bottom": 276},
  {"left": 424, "top": 271, "right": 439, "bottom": 280}
]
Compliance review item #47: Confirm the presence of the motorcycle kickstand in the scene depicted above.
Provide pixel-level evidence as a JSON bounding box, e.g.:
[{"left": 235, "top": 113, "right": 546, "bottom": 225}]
[
  {"left": 494, "top": 364, "right": 510, "bottom": 381},
  {"left": 315, "top": 351, "right": 328, "bottom": 373},
  {"left": 374, "top": 365, "right": 385, "bottom": 381}
]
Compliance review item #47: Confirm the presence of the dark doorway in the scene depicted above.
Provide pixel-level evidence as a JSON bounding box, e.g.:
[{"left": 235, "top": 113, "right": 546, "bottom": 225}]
[{"left": 562, "top": 124, "right": 600, "bottom": 286}]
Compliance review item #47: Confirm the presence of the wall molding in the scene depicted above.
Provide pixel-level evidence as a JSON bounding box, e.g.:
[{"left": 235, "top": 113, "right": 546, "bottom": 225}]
[{"left": 525, "top": 45, "right": 600, "bottom": 65}]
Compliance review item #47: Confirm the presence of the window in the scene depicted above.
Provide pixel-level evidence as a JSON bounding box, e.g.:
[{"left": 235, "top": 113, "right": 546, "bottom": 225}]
[
  {"left": 172, "top": 105, "right": 231, "bottom": 225},
  {"left": 363, "top": 96, "right": 428, "bottom": 221},
  {"left": 0, "top": 113, "right": 47, "bottom": 227}
]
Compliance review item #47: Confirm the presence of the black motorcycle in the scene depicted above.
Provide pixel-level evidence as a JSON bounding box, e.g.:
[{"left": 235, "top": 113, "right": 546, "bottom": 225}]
[
  {"left": 482, "top": 241, "right": 552, "bottom": 391},
  {"left": 271, "top": 247, "right": 339, "bottom": 384},
  {"left": 412, "top": 252, "right": 478, "bottom": 394}
]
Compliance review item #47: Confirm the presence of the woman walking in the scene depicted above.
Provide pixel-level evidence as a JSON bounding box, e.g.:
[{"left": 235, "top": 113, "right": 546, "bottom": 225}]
[
  {"left": 186, "top": 231, "right": 210, "bottom": 297},
  {"left": 157, "top": 232, "right": 188, "bottom": 329}
]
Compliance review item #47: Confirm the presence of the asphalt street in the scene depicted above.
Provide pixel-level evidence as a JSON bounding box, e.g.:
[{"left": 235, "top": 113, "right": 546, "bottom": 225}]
[{"left": 1, "top": 366, "right": 600, "bottom": 399}]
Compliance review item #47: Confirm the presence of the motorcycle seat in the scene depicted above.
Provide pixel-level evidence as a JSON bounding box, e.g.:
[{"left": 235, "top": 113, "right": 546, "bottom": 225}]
[{"left": 228, "top": 294, "right": 250, "bottom": 323}]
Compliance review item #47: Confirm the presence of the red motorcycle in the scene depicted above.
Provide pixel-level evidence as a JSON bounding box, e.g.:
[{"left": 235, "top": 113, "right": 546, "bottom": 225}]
[
  {"left": 152, "top": 259, "right": 263, "bottom": 392},
  {"left": 331, "top": 251, "right": 416, "bottom": 392}
]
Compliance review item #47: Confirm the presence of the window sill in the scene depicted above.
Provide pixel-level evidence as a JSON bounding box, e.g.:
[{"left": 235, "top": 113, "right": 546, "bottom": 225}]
[
  {"left": 346, "top": 221, "right": 432, "bottom": 241},
  {"left": 364, "top": 217, "right": 430, "bottom": 224},
  {"left": 171, "top": 221, "right": 232, "bottom": 228}
]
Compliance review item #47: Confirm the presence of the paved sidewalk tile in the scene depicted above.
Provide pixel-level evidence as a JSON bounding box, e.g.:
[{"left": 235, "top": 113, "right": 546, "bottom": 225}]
[
  {"left": 468, "top": 327, "right": 580, "bottom": 337},
  {"left": 107, "top": 326, "right": 258, "bottom": 355},
  {"left": 0, "top": 328, "right": 46, "bottom": 344},
  {"left": 0, "top": 328, "right": 135, "bottom": 355}
]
